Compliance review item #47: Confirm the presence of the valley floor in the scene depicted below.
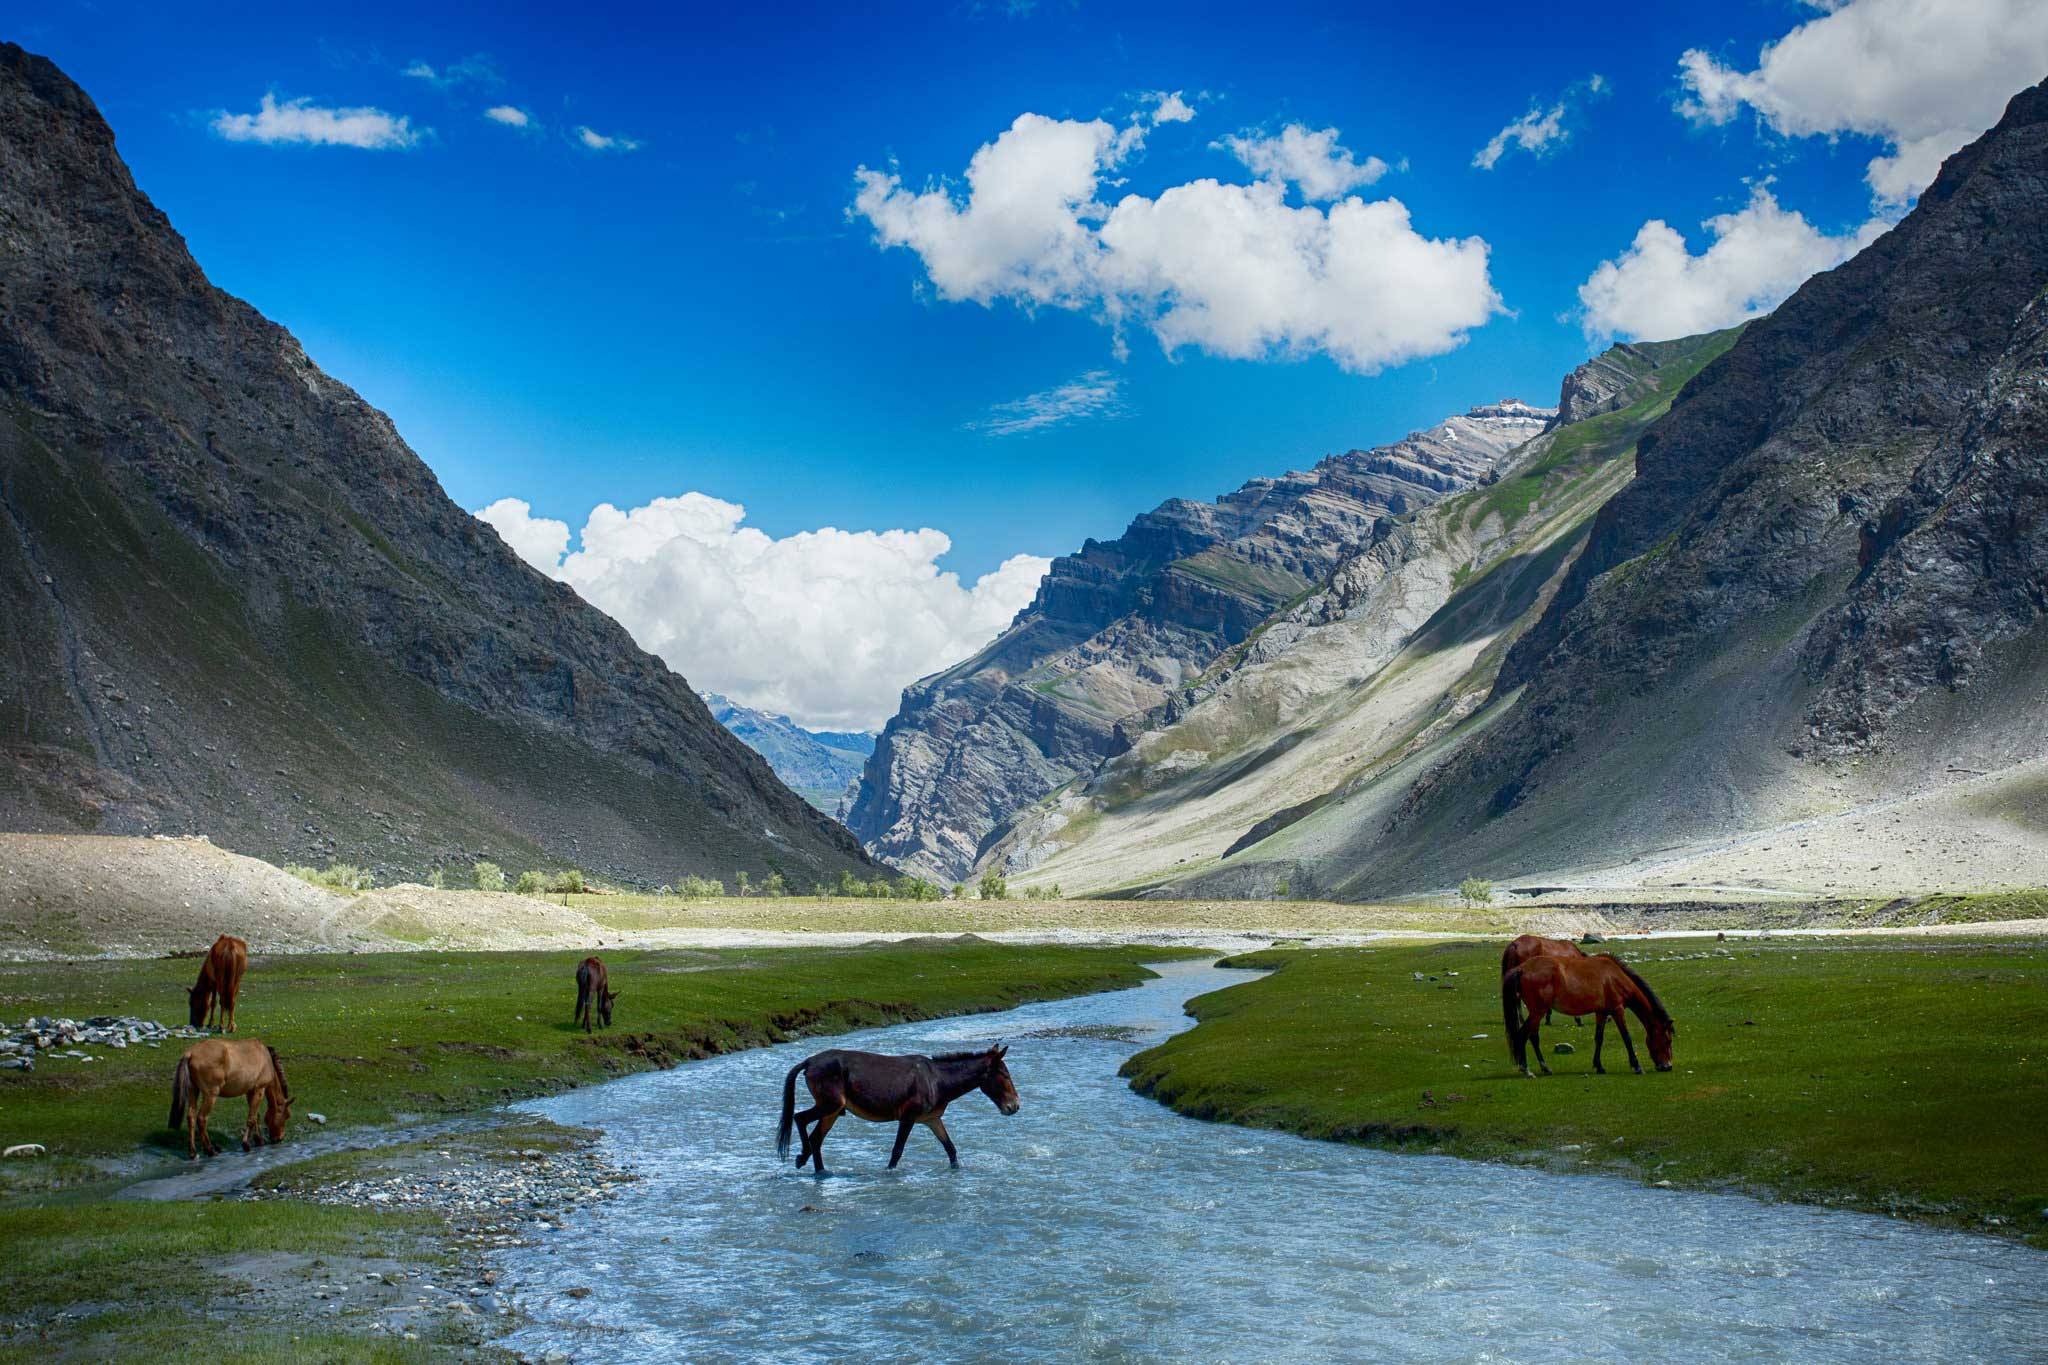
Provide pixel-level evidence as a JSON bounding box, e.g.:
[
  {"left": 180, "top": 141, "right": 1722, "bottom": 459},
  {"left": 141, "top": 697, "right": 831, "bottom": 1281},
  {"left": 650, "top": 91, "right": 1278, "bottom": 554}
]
[{"left": 1124, "top": 936, "right": 2048, "bottom": 1250}]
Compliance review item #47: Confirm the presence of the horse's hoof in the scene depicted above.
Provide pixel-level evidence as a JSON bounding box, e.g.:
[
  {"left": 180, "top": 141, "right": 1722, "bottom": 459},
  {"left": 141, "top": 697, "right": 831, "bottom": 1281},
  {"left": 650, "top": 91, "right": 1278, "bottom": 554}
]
[{"left": 1632, "top": 1066, "right": 1644, "bottom": 1075}]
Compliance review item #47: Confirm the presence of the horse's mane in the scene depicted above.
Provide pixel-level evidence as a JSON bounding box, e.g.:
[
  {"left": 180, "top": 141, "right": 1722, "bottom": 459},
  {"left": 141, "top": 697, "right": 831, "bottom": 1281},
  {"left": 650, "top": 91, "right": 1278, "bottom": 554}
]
[
  {"left": 266, "top": 1045, "right": 291, "bottom": 1097},
  {"left": 1614, "top": 959, "right": 1671, "bottom": 1022},
  {"left": 930, "top": 1048, "right": 998, "bottom": 1064}
]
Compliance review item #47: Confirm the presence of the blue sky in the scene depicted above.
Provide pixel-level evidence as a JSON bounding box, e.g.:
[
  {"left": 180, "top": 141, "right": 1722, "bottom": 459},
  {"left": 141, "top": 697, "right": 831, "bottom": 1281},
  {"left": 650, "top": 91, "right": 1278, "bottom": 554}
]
[{"left": 17, "top": 0, "right": 2042, "bottom": 726}]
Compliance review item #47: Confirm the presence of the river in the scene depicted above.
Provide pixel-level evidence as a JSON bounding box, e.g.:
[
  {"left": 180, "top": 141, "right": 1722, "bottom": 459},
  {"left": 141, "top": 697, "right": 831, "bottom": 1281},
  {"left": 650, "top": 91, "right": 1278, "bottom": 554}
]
[{"left": 493, "top": 960, "right": 2048, "bottom": 1362}]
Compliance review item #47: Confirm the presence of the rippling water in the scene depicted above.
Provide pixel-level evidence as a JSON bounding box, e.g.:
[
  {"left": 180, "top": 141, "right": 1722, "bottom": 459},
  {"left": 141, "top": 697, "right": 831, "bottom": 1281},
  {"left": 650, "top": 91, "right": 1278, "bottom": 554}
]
[{"left": 494, "top": 961, "right": 2048, "bottom": 1363}]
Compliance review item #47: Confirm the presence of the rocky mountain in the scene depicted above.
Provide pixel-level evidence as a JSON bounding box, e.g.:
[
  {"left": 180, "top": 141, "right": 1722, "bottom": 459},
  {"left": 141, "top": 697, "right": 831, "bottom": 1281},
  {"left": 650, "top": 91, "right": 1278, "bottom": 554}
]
[
  {"left": 981, "top": 329, "right": 1742, "bottom": 894},
  {"left": 703, "top": 693, "right": 874, "bottom": 813},
  {"left": 0, "top": 45, "right": 874, "bottom": 886},
  {"left": 846, "top": 397, "right": 1553, "bottom": 881},
  {"left": 1008, "top": 75, "right": 2048, "bottom": 902}
]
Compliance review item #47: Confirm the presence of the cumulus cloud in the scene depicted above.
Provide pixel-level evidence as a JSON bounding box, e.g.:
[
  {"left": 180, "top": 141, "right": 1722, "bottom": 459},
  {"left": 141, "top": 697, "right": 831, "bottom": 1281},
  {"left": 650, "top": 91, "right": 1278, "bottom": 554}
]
[
  {"left": 1219, "top": 124, "right": 1388, "bottom": 200},
  {"left": 576, "top": 125, "right": 642, "bottom": 152},
  {"left": 1147, "top": 90, "right": 1196, "bottom": 125},
  {"left": 474, "top": 495, "right": 1051, "bottom": 730},
  {"left": 211, "top": 94, "right": 422, "bottom": 150},
  {"left": 483, "top": 105, "right": 532, "bottom": 128},
  {"left": 1578, "top": 186, "right": 1885, "bottom": 340},
  {"left": 970, "top": 370, "right": 1126, "bottom": 436},
  {"left": 851, "top": 111, "right": 1499, "bottom": 373},
  {"left": 1675, "top": 0, "right": 2048, "bottom": 204},
  {"left": 1474, "top": 74, "right": 1607, "bottom": 170}
]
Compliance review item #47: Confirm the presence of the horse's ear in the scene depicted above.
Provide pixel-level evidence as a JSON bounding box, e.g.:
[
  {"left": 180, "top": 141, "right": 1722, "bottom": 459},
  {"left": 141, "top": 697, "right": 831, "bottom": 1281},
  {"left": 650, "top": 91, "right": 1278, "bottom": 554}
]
[{"left": 993, "top": 1043, "right": 1008, "bottom": 1058}]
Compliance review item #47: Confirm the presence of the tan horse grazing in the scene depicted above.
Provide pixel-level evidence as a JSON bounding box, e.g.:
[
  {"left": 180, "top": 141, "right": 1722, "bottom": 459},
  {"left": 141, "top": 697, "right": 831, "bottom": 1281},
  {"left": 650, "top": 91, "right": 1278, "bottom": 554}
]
[
  {"left": 168, "top": 1037, "right": 292, "bottom": 1158},
  {"left": 1502, "top": 954, "right": 1674, "bottom": 1078},
  {"left": 187, "top": 935, "right": 248, "bottom": 1032},
  {"left": 1501, "top": 934, "right": 1587, "bottom": 1026},
  {"left": 574, "top": 957, "right": 618, "bottom": 1034},
  {"left": 777, "top": 1044, "right": 1019, "bottom": 1174}
]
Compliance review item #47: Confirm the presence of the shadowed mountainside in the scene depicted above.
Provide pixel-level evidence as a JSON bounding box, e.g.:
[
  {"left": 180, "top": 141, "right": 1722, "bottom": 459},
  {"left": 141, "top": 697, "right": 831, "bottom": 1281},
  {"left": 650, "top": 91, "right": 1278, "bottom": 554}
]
[{"left": 0, "top": 44, "right": 873, "bottom": 886}]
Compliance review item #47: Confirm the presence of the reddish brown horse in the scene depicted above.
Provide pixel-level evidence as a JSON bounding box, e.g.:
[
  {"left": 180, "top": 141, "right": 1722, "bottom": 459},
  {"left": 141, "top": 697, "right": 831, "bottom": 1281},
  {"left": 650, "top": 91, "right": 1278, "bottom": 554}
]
[
  {"left": 574, "top": 956, "right": 618, "bottom": 1034},
  {"left": 777, "top": 1043, "right": 1019, "bottom": 1174},
  {"left": 187, "top": 935, "right": 248, "bottom": 1032},
  {"left": 1502, "top": 954, "right": 1674, "bottom": 1077},
  {"left": 168, "top": 1037, "right": 292, "bottom": 1158},
  {"left": 1501, "top": 933, "right": 1587, "bottom": 1026}
]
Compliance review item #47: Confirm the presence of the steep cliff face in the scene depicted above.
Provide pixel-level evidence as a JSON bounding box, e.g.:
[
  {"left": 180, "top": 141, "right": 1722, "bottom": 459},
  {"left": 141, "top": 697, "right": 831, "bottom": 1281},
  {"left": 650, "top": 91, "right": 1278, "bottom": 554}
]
[
  {"left": 0, "top": 45, "right": 873, "bottom": 884},
  {"left": 979, "top": 329, "right": 1741, "bottom": 895},
  {"left": 1151, "top": 77, "right": 2048, "bottom": 900},
  {"left": 846, "top": 400, "right": 1553, "bottom": 881}
]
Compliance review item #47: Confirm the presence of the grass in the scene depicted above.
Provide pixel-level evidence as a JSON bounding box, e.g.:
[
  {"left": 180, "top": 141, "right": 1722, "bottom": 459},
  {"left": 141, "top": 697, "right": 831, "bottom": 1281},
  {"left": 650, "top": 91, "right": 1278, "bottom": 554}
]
[
  {"left": 1122, "top": 936, "right": 2048, "bottom": 1247},
  {"left": 0, "top": 939, "right": 1171, "bottom": 1182},
  {"left": 0, "top": 939, "right": 1180, "bottom": 1359}
]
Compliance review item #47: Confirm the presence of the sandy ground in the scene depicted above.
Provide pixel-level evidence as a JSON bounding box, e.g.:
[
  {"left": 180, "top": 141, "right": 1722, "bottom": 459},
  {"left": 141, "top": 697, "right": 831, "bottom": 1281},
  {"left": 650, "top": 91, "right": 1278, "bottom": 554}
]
[{"left": 2, "top": 832, "right": 2043, "bottom": 961}]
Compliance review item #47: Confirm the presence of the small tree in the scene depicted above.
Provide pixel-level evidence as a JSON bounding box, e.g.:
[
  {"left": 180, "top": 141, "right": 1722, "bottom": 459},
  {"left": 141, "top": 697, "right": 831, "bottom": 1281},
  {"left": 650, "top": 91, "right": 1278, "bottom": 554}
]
[
  {"left": 951, "top": 883, "right": 965, "bottom": 901},
  {"left": 427, "top": 866, "right": 446, "bottom": 890},
  {"left": 473, "top": 860, "right": 505, "bottom": 892},
  {"left": 546, "top": 868, "right": 585, "bottom": 894},
  {"left": 763, "top": 871, "right": 785, "bottom": 898},
  {"left": 514, "top": 869, "right": 544, "bottom": 895},
  {"left": 978, "top": 870, "right": 1008, "bottom": 901},
  {"left": 734, "top": 870, "right": 751, "bottom": 897},
  {"left": 1458, "top": 875, "right": 1495, "bottom": 906}
]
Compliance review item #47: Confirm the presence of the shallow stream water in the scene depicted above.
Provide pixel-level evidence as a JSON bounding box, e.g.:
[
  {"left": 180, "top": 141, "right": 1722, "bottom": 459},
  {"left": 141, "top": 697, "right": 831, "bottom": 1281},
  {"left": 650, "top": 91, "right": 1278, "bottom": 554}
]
[{"left": 494, "top": 960, "right": 2048, "bottom": 1362}]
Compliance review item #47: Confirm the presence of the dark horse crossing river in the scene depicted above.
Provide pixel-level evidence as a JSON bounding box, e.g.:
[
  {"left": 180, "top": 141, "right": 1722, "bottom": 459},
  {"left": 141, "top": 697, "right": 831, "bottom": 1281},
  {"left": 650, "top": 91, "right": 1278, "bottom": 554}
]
[{"left": 495, "top": 960, "right": 2048, "bottom": 1363}]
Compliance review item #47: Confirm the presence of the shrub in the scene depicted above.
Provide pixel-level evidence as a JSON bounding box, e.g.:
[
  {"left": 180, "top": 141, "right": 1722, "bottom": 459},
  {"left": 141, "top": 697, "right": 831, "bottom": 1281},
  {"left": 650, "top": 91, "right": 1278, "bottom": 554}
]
[
  {"left": 473, "top": 861, "right": 505, "bottom": 893},
  {"left": 1459, "top": 875, "right": 1495, "bottom": 906},
  {"left": 978, "top": 870, "right": 1008, "bottom": 901},
  {"left": 514, "top": 870, "right": 544, "bottom": 895},
  {"left": 762, "top": 872, "right": 786, "bottom": 897},
  {"left": 545, "top": 869, "right": 585, "bottom": 895},
  {"left": 735, "top": 871, "right": 752, "bottom": 897},
  {"left": 284, "top": 862, "right": 373, "bottom": 892},
  {"left": 676, "top": 875, "right": 725, "bottom": 898},
  {"left": 426, "top": 867, "right": 446, "bottom": 891}
]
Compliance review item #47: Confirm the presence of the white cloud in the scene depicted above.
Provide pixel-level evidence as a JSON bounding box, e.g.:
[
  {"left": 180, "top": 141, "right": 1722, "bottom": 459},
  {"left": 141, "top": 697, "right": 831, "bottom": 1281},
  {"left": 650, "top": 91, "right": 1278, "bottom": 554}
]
[
  {"left": 1219, "top": 124, "right": 1387, "bottom": 200},
  {"left": 402, "top": 54, "right": 502, "bottom": 90},
  {"left": 483, "top": 105, "right": 531, "bottom": 128},
  {"left": 474, "top": 495, "right": 1051, "bottom": 730},
  {"left": 1474, "top": 74, "right": 1606, "bottom": 170},
  {"left": 851, "top": 112, "right": 1499, "bottom": 373},
  {"left": 1675, "top": 0, "right": 2048, "bottom": 204},
  {"left": 211, "top": 94, "right": 422, "bottom": 150},
  {"left": 1578, "top": 186, "right": 1885, "bottom": 340},
  {"left": 1147, "top": 90, "right": 1196, "bottom": 125},
  {"left": 576, "top": 125, "right": 642, "bottom": 152},
  {"left": 970, "top": 370, "right": 1125, "bottom": 436},
  {"left": 402, "top": 61, "right": 437, "bottom": 81}
]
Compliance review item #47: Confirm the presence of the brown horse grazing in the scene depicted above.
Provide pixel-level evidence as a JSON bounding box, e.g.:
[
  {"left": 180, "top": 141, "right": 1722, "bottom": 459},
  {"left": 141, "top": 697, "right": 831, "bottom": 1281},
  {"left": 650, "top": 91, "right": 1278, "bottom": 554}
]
[
  {"left": 187, "top": 935, "right": 248, "bottom": 1032},
  {"left": 1502, "top": 954, "right": 1675, "bottom": 1078},
  {"left": 168, "top": 1037, "right": 292, "bottom": 1158},
  {"left": 1501, "top": 934, "right": 1587, "bottom": 1026},
  {"left": 574, "top": 957, "right": 618, "bottom": 1034},
  {"left": 777, "top": 1043, "right": 1019, "bottom": 1175}
]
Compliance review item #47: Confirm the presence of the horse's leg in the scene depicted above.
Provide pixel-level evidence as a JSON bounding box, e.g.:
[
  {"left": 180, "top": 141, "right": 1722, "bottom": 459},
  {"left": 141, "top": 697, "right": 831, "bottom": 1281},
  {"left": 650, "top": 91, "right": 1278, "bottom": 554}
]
[
  {"left": 925, "top": 1116, "right": 959, "bottom": 1168},
  {"left": 791, "top": 1104, "right": 824, "bottom": 1167},
  {"left": 243, "top": 1090, "right": 265, "bottom": 1149},
  {"left": 1613, "top": 1012, "right": 1643, "bottom": 1075},
  {"left": 1593, "top": 1014, "right": 1608, "bottom": 1074},
  {"left": 197, "top": 1090, "right": 219, "bottom": 1156},
  {"left": 887, "top": 1117, "right": 915, "bottom": 1170},
  {"left": 1526, "top": 1014, "right": 1550, "bottom": 1077},
  {"left": 807, "top": 1111, "right": 840, "bottom": 1176}
]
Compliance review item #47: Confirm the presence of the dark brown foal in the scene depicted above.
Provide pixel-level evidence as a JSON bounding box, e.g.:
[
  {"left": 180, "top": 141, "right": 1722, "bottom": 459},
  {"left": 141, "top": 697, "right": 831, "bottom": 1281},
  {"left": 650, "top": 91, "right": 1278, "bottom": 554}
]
[{"left": 776, "top": 1044, "right": 1019, "bottom": 1174}]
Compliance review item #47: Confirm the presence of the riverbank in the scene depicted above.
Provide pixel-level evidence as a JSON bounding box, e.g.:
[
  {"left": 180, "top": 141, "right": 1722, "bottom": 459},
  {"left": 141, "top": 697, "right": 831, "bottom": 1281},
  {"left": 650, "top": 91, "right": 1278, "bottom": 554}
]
[
  {"left": 1122, "top": 935, "right": 2048, "bottom": 1249},
  {"left": 0, "top": 939, "right": 1178, "bottom": 1360}
]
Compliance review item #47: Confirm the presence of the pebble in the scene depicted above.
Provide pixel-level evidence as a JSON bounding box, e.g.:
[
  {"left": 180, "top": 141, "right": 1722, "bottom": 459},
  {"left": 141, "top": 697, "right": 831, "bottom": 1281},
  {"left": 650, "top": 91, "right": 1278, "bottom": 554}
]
[{"left": 1, "top": 1015, "right": 201, "bottom": 1056}]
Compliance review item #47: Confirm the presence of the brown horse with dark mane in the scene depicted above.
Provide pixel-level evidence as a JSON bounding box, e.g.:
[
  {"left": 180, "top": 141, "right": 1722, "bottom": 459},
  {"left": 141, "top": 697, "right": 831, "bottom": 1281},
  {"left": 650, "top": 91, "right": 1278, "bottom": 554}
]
[
  {"left": 777, "top": 1043, "right": 1019, "bottom": 1174},
  {"left": 1501, "top": 933, "right": 1586, "bottom": 1026},
  {"left": 1502, "top": 954, "right": 1674, "bottom": 1077},
  {"left": 168, "top": 1037, "right": 293, "bottom": 1158},
  {"left": 574, "top": 956, "right": 617, "bottom": 1034},
  {"left": 187, "top": 935, "right": 247, "bottom": 1032}
]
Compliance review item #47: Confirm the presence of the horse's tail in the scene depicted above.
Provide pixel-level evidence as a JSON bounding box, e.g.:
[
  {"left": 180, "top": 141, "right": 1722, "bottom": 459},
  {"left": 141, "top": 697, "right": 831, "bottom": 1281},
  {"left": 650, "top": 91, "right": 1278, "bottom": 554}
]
[
  {"left": 266, "top": 1045, "right": 290, "bottom": 1098},
  {"left": 169, "top": 1056, "right": 193, "bottom": 1130},
  {"left": 1500, "top": 939, "right": 1519, "bottom": 978},
  {"left": 1502, "top": 968, "right": 1526, "bottom": 1070},
  {"left": 776, "top": 1058, "right": 810, "bottom": 1158}
]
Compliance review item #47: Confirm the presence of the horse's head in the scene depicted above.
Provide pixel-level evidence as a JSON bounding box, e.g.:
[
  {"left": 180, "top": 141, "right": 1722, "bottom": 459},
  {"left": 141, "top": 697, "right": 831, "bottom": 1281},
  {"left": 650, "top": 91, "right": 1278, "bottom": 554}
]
[
  {"left": 979, "top": 1043, "right": 1020, "bottom": 1115},
  {"left": 601, "top": 989, "right": 619, "bottom": 1027},
  {"left": 186, "top": 984, "right": 210, "bottom": 1028},
  {"left": 1647, "top": 1015, "right": 1676, "bottom": 1072},
  {"left": 265, "top": 1092, "right": 294, "bottom": 1144}
]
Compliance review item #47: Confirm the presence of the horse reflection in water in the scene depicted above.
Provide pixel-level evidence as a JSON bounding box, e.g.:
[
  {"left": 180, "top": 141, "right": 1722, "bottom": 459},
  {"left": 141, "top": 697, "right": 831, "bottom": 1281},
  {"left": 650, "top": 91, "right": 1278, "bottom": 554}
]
[{"left": 776, "top": 1043, "right": 1019, "bottom": 1174}]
